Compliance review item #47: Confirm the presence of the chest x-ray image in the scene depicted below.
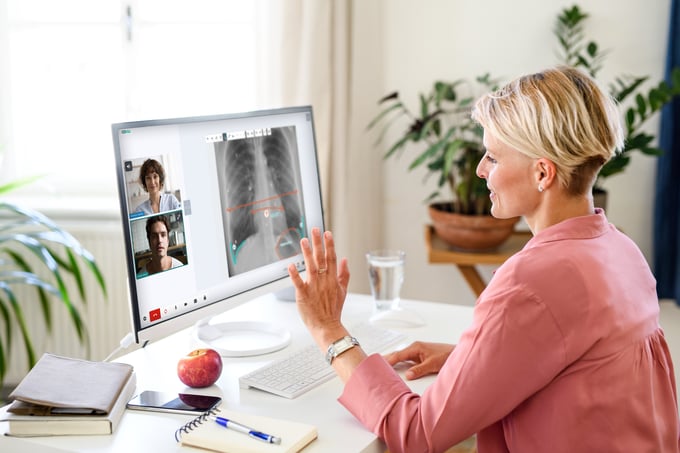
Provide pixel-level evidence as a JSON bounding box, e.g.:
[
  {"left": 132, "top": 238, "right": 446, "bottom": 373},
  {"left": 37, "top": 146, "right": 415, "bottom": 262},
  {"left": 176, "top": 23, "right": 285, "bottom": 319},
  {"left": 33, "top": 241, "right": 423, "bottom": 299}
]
[{"left": 214, "top": 126, "right": 306, "bottom": 276}]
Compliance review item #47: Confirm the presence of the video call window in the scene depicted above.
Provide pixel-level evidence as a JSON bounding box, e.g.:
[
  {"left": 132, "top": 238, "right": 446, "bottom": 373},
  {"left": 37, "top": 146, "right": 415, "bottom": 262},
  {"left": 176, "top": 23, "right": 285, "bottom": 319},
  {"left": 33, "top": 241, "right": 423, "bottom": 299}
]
[
  {"left": 124, "top": 154, "right": 183, "bottom": 219},
  {"left": 132, "top": 212, "right": 188, "bottom": 279}
]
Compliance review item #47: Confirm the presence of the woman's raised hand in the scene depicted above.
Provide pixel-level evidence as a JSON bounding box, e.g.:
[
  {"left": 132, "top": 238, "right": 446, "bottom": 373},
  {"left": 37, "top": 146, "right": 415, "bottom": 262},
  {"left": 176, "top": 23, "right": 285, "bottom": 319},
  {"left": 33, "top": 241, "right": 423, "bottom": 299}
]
[{"left": 287, "top": 228, "right": 350, "bottom": 344}]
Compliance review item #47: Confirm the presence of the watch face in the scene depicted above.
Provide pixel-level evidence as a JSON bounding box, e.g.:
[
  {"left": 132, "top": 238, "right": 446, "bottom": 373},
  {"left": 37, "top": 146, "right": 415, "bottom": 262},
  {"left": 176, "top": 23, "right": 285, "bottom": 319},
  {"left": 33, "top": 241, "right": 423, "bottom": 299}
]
[
  {"left": 326, "top": 336, "right": 359, "bottom": 364},
  {"left": 334, "top": 337, "right": 353, "bottom": 350}
]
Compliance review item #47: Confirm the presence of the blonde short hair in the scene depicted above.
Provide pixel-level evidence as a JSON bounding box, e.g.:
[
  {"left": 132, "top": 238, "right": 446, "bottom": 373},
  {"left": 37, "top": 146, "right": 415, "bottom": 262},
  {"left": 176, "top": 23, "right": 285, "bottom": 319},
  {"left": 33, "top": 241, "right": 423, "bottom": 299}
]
[{"left": 471, "top": 66, "right": 624, "bottom": 195}]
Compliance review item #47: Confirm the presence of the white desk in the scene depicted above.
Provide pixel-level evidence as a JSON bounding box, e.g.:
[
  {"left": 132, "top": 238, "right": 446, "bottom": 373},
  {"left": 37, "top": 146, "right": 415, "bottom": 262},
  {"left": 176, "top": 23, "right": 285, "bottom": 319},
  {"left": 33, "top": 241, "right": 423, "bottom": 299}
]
[{"left": 0, "top": 293, "right": 474, "bottom": 453}]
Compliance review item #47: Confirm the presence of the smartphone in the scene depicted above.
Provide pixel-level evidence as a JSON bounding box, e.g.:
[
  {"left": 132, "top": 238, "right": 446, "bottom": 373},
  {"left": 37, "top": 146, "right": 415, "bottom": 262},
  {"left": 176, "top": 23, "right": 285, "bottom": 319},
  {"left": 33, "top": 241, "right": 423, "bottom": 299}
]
[{"left": 127, "top": 390, "right": 221, "bottom": 415}]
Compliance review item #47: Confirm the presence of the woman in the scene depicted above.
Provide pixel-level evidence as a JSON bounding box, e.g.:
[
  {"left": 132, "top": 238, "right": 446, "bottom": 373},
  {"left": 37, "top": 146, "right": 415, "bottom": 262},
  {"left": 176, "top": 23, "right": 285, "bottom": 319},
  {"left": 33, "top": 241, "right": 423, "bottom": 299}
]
[
  {"left": 287, "top": 66, "right": 680, "bottom": 452},
  {"left": 134, "top": 158, "right": 181, "bottom": 215}
]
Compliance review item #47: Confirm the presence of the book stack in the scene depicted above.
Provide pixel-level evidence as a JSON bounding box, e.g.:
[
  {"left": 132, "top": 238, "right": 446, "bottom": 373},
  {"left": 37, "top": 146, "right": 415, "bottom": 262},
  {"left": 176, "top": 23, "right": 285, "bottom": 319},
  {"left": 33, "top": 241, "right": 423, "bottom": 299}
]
[{"left": 0, "top": 353, "right": 135, "bottom": 437}]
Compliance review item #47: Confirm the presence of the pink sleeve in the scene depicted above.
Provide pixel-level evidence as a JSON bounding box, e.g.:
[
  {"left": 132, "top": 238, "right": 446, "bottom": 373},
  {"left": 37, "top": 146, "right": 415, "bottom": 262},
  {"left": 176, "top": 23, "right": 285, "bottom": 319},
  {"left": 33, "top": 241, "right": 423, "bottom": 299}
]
[{"left": 339, "top": 288, "right": 566, "bottom": 453}]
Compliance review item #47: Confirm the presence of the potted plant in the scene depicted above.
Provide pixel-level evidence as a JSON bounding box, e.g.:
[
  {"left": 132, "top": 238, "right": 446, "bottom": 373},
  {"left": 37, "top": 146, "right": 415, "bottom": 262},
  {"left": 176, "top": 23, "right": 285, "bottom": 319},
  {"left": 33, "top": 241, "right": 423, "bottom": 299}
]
[
  {"left": 555, "top": 4, "right": 680, "bottom": 208},
  {"left": 367, "top": 74, "right": 520, "bottom": 251},
  {"left": 0, "top": 177, "right": 107, "bottom": 390},
  {"left": 370, "top": 4, "right": 680, "bottom": 247}
]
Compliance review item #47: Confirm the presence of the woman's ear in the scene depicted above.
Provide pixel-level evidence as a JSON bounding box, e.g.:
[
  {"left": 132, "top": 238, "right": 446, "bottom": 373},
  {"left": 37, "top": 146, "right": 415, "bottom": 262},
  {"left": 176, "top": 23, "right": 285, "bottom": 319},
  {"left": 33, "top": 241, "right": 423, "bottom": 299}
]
[{"left": 535, "top": 158, "right": 557, "bottom": 190}]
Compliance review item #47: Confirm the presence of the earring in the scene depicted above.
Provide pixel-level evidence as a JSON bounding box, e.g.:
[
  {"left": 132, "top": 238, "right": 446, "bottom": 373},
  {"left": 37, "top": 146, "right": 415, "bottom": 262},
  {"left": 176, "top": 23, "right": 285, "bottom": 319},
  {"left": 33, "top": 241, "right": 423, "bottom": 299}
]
[{"left": 538, "top": 185, "right": 544, "bottom": 193}]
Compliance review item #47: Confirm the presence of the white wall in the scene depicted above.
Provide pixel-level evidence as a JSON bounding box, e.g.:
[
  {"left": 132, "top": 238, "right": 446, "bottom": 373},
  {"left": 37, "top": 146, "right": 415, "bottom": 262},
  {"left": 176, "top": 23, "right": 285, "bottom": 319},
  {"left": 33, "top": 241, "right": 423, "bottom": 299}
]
[{"left": 348, "top": 0, "right": 671, "bottom": 306}]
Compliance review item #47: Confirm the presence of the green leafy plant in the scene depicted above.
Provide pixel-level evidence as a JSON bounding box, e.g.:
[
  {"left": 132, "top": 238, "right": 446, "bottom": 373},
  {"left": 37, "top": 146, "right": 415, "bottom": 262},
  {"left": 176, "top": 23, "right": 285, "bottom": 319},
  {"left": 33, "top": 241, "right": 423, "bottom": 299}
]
[
  {"left": 367, "top": 74, "right": 498, "bottom": 215},
  {"left": 369, "top": 4, "right": 678, "bottom": 218},
  {"left": 555, "top": 4, "right": 680, "bottom": 190},
  {"left": 0, "top": 177, "right": 106, "bottom": 387}
]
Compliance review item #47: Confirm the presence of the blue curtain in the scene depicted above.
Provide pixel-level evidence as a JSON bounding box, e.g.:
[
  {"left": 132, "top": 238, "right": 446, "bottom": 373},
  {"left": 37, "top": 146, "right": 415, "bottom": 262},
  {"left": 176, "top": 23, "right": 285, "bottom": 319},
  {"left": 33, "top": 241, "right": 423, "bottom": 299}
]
[{"left": 654, "top": 0, "right": 680, "bottom": 303}]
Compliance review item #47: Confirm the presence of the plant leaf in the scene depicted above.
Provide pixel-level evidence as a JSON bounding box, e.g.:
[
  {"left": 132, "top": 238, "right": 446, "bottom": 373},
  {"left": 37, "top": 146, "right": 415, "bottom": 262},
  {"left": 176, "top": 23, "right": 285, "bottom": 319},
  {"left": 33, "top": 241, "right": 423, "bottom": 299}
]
[
  {"left": 0, "top": 175, "right": 44, "bottom": 196},
  {"left": 408, "top": 128, "right": 456, "bottom": 170},
  {"left": 0, "top": 296, "right": 9, "bottom": 379},
  {"left": 635, "top": 93, "right": 647, "bottom": 118},
  {"left": 671, "top": 68, "right": 680, "bottom": 95},
  {"left": 3, "top": 250, "right": 55, "bottom": 332},
  {"left": 612, "top": 75, "right": 649, "bottom": 103},
  {"left": 366, "top": 102, "right": 405, "bottom": 131},
  {"left": 383, "top": 132, "right": 418, "bottom": 160},
  {"left": 0, "top": 283, "right": 36, "bottom": 373}
]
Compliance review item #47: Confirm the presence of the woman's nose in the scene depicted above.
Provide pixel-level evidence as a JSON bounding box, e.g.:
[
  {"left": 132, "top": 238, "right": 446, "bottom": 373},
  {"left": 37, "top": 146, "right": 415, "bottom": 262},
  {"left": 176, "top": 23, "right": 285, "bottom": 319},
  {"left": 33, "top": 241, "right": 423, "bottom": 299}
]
[{"left": 476, "top": 159, "right": 487, "bottom": 179}]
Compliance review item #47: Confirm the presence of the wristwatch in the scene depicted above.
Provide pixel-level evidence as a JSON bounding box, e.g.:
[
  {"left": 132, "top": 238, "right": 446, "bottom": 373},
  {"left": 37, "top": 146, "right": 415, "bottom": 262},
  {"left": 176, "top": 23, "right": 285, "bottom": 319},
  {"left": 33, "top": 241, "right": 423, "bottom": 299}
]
[{"left": 325, "top": 336, "right": 360, "bottom": 364}]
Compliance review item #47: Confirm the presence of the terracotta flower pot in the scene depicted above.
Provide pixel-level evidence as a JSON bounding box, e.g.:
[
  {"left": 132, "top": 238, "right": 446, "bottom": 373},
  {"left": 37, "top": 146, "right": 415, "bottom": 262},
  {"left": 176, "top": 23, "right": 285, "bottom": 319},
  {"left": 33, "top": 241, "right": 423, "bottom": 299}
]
[{"left": 428, "top": 202, "right": 520, "bottom": 251}]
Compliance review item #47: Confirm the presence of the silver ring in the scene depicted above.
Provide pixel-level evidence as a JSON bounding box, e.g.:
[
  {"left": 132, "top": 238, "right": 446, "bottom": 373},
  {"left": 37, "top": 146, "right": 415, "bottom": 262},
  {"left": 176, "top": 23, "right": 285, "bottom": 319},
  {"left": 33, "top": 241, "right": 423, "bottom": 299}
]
[{"left": 317, "top": 268, "right": 327, "bottom": 274}]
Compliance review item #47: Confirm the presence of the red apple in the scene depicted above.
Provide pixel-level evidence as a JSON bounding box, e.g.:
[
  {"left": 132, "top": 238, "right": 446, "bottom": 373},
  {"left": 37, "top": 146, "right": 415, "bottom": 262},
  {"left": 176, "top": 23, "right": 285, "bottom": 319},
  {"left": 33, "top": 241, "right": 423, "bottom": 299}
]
[{"left": 177, "top": 348, "right": 223, "bottom": 388}]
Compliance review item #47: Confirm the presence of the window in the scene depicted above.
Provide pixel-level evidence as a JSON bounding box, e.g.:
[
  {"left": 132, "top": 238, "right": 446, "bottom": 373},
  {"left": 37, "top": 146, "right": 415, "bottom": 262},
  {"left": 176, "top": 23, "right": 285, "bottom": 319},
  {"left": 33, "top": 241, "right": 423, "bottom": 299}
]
[{"left": 1, "top": 0, "right": 261, "bottom": 199}]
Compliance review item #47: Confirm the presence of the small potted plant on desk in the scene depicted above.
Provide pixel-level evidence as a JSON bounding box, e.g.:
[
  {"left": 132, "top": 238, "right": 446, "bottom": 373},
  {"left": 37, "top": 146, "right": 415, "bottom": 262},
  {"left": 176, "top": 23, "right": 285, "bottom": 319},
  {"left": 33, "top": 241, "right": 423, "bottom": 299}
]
[{"left": 367, "top": 74, "right": 519, "bottom": 251}]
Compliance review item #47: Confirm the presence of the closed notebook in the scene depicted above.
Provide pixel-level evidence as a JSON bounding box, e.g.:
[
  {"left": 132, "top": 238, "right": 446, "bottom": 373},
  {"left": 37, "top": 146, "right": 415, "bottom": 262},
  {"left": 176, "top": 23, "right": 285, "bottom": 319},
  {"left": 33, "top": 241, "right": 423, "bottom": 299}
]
[
  {"left": 8, "top": 353, "right": 134, "bottom": 415},
  {"left": 175, "top": 406, "right": 317, "bottom": 453},
  {"left": 1, "top": 371, "right": 136, "bottom": 436}
]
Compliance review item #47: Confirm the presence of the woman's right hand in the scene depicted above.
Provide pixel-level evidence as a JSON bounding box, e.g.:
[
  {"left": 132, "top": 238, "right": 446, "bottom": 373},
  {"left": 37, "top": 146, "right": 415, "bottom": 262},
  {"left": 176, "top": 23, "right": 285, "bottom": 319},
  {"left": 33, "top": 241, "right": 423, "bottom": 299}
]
[
  {"left": 384, "top": 341, "right": 455, "bottom": 380},
  {"left": 287, "top": 228, "right": 350, "bottom": 349}
]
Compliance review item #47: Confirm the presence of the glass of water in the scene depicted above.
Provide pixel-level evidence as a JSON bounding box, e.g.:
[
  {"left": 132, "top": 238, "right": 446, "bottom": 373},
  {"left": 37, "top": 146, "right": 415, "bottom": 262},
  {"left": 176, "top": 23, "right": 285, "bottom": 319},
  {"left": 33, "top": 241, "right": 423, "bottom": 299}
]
[{"left": 366, "top": 250, "right": 424, "bottom": 328}]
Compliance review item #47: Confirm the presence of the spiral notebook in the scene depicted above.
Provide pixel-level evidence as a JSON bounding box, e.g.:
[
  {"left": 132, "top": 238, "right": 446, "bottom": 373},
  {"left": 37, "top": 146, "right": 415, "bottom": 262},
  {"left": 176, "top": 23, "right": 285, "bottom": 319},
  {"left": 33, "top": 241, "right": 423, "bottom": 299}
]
[{"left": 175, "top": 406, "right": 317, "bottom": 453}]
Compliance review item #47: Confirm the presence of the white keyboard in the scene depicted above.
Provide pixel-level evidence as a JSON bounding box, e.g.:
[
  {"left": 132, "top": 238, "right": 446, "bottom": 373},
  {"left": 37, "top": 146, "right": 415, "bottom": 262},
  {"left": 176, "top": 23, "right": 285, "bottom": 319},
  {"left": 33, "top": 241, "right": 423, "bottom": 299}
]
[{"left": 239, "top": 323, "right": 408, "bottom": 399}]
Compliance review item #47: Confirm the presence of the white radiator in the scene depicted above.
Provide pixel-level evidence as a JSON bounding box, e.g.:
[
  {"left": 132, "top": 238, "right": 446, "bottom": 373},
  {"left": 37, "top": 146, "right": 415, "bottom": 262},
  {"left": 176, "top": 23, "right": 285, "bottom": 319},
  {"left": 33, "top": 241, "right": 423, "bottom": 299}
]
[{"left": 4, "top": 219, "right": 134, "bottom": 387}]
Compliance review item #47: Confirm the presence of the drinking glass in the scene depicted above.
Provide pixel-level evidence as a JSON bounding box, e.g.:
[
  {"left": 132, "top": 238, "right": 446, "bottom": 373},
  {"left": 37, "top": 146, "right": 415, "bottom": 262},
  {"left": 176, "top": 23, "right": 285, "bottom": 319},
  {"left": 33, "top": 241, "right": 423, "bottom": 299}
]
[{"left": 366, "top": 250, "right": 425, "bottom": 328}]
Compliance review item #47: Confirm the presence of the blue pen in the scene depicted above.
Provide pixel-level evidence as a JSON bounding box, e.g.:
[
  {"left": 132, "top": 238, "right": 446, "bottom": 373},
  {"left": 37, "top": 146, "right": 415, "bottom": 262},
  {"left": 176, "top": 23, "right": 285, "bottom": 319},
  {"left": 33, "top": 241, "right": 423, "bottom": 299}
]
[{"left": 210, "top": 415, "right": 282, "bottom": 444}]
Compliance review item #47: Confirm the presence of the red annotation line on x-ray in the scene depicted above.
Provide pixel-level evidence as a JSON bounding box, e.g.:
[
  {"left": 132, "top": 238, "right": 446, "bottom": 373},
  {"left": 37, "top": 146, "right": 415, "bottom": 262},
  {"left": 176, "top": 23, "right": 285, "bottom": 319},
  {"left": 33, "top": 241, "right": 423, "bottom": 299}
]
[{"left": 225, "top": 189, "right": 299, "bottom": 213}]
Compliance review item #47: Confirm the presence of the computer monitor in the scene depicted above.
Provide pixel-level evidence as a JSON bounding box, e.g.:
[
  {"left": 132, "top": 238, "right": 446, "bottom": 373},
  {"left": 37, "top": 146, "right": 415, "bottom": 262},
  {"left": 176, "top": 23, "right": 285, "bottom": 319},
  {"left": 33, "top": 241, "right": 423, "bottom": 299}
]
[{"left": 111, "top": 106, "right": 323, "bottom": 356}]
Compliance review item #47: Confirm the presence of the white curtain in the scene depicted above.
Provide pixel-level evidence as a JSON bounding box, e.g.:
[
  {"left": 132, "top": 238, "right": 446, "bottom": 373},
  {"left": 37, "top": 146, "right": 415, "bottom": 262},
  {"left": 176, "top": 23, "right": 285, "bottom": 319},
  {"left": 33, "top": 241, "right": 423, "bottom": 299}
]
[{"left": 258, "top": 0, "right": 379, "bottom": 293}]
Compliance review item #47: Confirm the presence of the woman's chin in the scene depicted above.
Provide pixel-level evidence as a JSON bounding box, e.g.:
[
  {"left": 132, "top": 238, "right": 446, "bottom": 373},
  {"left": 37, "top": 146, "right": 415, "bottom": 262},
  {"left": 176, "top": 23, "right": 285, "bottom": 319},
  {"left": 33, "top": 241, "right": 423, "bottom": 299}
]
[{"left": 490, "top": 205, "right": 513, "bottom": 219}]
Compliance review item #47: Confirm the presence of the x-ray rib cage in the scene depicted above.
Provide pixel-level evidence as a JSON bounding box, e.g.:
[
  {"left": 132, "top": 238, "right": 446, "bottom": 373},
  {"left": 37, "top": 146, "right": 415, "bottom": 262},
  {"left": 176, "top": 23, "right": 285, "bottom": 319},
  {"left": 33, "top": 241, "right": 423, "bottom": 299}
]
[{"left": 214, "top": 126, "right": 305, "bottom": 277}]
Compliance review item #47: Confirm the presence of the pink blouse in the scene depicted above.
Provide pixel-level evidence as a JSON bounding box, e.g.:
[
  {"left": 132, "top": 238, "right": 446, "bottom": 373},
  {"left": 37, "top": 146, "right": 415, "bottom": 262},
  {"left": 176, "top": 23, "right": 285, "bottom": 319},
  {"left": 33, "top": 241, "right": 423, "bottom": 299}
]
[{"left": 339, "top": 211, "right": 680, "bottom": 452}]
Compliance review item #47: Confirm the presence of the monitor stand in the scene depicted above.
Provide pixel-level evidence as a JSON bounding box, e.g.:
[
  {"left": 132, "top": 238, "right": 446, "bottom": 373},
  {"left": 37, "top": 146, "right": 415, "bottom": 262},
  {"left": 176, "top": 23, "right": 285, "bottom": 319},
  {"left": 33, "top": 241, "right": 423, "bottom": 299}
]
[{"left": 193, "top": 319, "right": 291, "bottom": 357}]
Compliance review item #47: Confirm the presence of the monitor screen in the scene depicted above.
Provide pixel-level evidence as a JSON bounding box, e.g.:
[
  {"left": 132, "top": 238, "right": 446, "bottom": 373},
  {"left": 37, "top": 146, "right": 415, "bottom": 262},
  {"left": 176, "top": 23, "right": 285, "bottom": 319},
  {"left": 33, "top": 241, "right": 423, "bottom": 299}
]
[{"left": 111, "top": 106, "right": 323, "bottom": 351}]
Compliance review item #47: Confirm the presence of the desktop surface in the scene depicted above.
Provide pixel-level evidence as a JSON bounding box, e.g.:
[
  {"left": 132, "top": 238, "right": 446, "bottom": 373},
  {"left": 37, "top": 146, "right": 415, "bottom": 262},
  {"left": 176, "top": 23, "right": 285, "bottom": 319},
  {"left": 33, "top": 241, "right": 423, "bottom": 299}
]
[{"left": 0, "top": 293, "right": 474, "bottom": 453}]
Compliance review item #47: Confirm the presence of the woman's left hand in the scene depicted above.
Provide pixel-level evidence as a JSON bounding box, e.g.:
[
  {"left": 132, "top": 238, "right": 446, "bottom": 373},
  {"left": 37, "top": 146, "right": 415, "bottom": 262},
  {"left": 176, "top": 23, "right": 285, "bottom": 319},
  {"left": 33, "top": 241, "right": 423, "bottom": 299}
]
[
  {"left": 384, "top": 341, "right": 454, "bottom": 380},
  {"left": 288, "top": 228, "right": 350, "bottom": 346}
]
